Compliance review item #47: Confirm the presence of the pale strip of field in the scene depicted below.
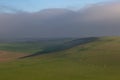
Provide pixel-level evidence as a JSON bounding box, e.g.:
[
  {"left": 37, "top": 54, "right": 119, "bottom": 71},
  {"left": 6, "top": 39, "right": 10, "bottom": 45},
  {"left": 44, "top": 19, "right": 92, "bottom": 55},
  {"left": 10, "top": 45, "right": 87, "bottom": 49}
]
[{"left": 0, "top": 51, "right": 26, "bottom": 62}]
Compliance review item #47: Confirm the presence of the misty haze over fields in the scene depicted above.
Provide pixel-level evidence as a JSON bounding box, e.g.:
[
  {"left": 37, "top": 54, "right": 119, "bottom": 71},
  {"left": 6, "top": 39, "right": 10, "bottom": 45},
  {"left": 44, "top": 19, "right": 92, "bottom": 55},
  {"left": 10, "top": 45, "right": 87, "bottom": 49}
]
[{"left": 0, "top": 1, "right": 120, "bottom": 39}]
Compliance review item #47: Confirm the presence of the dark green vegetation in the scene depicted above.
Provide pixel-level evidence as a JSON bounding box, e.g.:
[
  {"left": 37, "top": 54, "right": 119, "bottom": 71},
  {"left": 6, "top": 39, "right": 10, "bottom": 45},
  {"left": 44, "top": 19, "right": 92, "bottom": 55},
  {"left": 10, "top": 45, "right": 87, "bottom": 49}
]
[
  {"left": 0, "top": 37, "right": 120, "bottom": 80},
  {"left": 23, "top": 37, "right": 98, "bottom": 58},
  {"left": 0, "top": 38, "right": 73, "bottom": 53}
]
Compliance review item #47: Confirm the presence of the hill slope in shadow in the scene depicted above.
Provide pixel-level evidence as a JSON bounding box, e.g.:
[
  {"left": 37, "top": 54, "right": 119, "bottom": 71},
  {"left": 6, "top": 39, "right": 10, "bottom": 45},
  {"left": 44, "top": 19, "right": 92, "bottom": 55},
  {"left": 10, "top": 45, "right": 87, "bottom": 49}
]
[{"left": 22, "top": 37, "right": 98, "bottom": 58}]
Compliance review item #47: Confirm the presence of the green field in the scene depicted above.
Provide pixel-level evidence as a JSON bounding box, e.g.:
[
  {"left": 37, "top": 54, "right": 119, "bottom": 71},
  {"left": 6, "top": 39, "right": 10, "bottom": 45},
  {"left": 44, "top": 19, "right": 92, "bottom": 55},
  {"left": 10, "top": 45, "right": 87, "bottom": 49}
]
[
  {"left": 0, "top": 37, "right": 120, "bottom": 80},
  {"left": 0, "top": 38, "right": 72, "bottom": 53}
]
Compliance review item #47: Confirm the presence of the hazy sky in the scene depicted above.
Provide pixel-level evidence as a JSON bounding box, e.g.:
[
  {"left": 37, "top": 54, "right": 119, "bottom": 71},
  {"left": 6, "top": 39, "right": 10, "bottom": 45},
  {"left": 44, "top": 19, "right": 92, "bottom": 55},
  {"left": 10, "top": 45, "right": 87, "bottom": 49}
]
[
  {"left": 0, "top": 0, "right": 110, "bottom": 12},
  {"left": 0, "top": 0, "right": 120, "bottom": 39}
]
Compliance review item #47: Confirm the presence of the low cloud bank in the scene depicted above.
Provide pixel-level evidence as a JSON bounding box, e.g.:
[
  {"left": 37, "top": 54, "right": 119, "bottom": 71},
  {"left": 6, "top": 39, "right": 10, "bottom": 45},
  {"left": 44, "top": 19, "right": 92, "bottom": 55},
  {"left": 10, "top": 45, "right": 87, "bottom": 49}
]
[{"left": 0, "top": 2, "right": 120, "bottom": 39}]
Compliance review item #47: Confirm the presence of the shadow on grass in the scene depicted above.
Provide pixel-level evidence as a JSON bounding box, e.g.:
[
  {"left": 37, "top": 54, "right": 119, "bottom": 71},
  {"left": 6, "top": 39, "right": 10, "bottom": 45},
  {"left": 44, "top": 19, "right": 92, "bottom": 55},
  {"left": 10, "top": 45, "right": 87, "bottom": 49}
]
[{"left": 20, "top": 37, "right": 99, "bottom": 58}]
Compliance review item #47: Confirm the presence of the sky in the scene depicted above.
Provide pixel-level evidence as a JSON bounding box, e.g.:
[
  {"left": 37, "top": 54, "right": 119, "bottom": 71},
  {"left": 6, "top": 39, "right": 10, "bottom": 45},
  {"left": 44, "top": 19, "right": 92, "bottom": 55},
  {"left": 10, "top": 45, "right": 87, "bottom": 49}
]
[
  {"left": 0, "top": 0, "right": 120, "bottom": 40},
  {"left": 0, "top": 0, "right": 111, "bottom": 12}
]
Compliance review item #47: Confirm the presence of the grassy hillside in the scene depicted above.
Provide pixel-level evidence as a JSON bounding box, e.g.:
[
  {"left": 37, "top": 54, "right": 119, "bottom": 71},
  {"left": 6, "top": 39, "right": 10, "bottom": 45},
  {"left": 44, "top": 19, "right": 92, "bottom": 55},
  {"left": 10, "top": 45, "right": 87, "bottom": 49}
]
[
  {"left": 0, "top": 37, "right": 120, "bottom": 80},
  {"left": 0, "top": 38, "right": 73, "bottom": 53},
  {"left": 23, "top": 37, "right": 98, "bottom": 58}
]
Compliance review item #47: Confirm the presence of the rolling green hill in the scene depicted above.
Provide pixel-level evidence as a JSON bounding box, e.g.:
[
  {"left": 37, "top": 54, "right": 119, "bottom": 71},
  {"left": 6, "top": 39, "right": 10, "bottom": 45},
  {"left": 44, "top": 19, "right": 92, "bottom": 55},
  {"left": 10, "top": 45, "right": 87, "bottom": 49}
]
[
  {"left": 0, "top": 38, "right": 73, "bottom": 53},
  {"left": 0, "top": 37, "right": 120, "bottom": 80}
]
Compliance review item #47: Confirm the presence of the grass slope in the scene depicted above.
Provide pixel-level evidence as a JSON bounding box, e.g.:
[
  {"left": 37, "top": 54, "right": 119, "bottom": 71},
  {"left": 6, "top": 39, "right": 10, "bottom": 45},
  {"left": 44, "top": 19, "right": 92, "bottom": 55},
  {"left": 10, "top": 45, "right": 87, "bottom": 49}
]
[
  {"left": 23, "top": 37, "right": 98, "bottom": 58},
  {"left": 0, "top": 38, "right": 72, "bottom": 53},
  {"left": 0, "top": 37, "right": 120, "bottom": 80}
]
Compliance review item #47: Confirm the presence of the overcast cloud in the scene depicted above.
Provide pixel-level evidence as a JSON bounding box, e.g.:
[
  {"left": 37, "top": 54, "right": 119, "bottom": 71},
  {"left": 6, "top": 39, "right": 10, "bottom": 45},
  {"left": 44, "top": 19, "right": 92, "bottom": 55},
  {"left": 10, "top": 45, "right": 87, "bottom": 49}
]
[{"left": 0, "top": 1, "right": 120, "bottom": 39}]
